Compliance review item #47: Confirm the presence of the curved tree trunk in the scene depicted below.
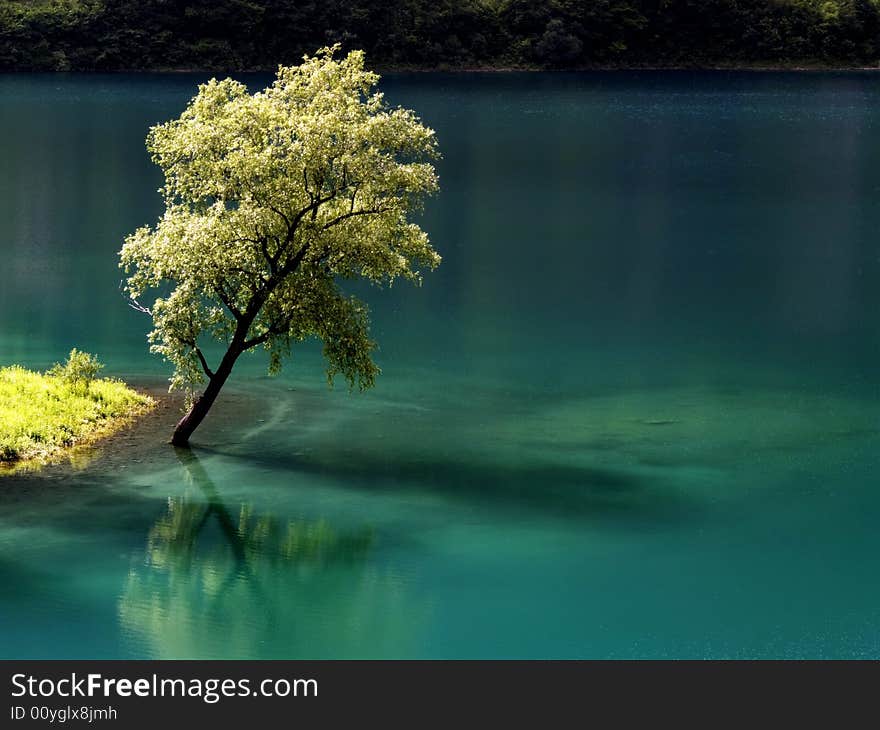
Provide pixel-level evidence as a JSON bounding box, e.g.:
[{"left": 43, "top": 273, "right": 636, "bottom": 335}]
[{"left": 171, "top": 344, "right": 242, "bottom": 447}]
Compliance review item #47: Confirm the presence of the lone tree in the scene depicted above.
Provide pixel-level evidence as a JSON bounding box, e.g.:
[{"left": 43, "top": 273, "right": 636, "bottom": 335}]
[{"left": 121, "top": 47, "right": 440, "bottom": 446}]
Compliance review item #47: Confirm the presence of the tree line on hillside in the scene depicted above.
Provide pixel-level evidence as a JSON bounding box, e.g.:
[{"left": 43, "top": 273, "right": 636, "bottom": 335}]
[{"left": 1, "top": 0, "right": 880, "bottom": 71}]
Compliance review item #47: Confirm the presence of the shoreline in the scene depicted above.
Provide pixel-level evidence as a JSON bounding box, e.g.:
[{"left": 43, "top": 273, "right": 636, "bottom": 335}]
[{"left": 0, "top": 385, "right": 164, "bottom": 476}]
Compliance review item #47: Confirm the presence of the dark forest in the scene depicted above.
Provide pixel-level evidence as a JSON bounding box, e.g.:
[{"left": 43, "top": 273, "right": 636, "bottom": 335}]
[{"left": 3, "top": 1, "right": 880, "bottom": 71}]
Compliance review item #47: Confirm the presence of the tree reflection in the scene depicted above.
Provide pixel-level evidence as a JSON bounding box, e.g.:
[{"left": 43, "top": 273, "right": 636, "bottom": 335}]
[{"left": 119, "top": 449, "right": 425, "bottom": 659}]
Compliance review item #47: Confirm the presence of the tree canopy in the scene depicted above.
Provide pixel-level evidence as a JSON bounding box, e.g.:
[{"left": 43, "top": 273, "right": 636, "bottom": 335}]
[{"left": 120, "top": 47, "right": 440, "bottom": 445}]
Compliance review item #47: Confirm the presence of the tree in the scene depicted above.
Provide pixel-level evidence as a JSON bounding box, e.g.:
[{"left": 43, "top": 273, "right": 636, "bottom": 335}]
[
  {"left": 534, "top": 18, "right": 583, "bottom": 66},
  {"left": 120, "top": 46, "right": 441, "bottom": 446}
]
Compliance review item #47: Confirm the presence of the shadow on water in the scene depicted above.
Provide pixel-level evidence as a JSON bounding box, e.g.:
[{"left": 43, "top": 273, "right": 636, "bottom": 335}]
[
  {"left": 194, "top": 442, "right": 698, "bottom": 525},
  {"left": 180, "top": 378, "right": 880, "bottom": 529},
  {"left": 0, "top": 378, "right": 718, "bottom": 532}
]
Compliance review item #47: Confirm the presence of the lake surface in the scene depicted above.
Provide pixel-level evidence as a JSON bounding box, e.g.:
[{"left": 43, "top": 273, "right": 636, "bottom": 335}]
[{"left": 1, "top": 71, "right": 879, "bottom": 659}]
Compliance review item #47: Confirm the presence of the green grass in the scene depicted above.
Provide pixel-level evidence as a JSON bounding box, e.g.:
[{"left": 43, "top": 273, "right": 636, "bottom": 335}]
[{"left": 0, "top": 364, "right": 154, "bottom": 463}]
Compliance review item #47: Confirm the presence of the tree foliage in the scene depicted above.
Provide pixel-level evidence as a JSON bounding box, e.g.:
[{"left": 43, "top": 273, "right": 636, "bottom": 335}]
[
  {"left": 4, "top": 1, "right": 880, "bottom": 70},
  {"left": 120, "top": 47, "right": 440, "bottom": 442}
]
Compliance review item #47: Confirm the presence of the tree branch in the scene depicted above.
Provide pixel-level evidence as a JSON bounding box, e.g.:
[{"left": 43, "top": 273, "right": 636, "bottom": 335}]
[
  {"left": 242, "top": 318, "right": 291, "bottom": 351},
  {"left": 194, "top": 347, "right": 215, "bottom": 379},
  {"left": 288, "top": 190, "right": 338, "bottom": 233},
  {"left": 126, "top": 297, "right": 152, "bottom": 316},
  {"left": 322, "top": 206, "right": 390, "bottom": 230},
  {"left": 265, "top": 202, "right": 291, "bottom": 228},
  {"left": 259, "top": 237, "right": 277, "bottom": 274},
  {"left": 241, "top": 331, "right": 272, "bottom": 350},
  {"left": 213, "top": 283, "right": 243, "bottom": 320}
]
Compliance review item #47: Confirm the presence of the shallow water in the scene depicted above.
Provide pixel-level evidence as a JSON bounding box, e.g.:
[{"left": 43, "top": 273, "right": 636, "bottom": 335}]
[{"left": 1, "top": 72, "right": 879, "bottom": 658}]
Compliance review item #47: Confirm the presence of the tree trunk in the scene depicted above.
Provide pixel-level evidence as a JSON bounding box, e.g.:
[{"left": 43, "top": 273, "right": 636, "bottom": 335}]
[{"left": 171, "top": 344, "right": 242, "bottom": 447}]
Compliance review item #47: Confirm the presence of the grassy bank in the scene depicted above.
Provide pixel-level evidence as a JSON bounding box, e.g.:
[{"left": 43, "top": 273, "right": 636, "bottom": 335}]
[{"left": 0, "top": 362, "right": 155, "bottom": 465}]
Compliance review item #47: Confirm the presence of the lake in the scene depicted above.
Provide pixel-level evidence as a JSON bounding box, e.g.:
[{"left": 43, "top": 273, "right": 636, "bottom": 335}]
[{"left": 1, "top": 71, "right": 878, "bottom": 659}]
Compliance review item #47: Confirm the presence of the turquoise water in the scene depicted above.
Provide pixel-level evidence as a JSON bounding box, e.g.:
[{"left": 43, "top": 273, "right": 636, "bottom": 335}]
[{"left": 1, "top": 72, "right": 879, "bottom": 658}]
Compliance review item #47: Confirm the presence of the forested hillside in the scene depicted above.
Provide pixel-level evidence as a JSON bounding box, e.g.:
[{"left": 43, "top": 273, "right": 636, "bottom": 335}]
[{"left": 2, "top": 0, "right": 880, "bottom": 71}]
